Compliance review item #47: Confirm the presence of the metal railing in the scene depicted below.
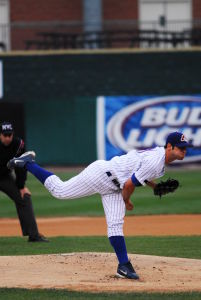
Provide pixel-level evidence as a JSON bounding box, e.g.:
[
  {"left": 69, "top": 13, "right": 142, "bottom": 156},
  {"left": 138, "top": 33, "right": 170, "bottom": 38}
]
[
  {"left": 23, "top": 29, "right": 201, "bottom": 50},
  {"left": 0, "top": 20, "right": 201, "bottom": 51}
]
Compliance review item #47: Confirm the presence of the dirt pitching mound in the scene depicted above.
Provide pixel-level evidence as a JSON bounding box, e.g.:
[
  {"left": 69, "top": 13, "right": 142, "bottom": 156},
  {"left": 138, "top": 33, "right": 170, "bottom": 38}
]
[{"left": 0, "top": 252, "right": 201, "bottom": 293}]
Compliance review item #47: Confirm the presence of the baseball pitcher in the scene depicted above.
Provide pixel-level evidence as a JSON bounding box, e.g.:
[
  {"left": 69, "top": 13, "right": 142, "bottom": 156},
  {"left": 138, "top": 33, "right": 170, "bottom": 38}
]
[{"left": 7, "top": 131, "right": 192, "bottom": 279}]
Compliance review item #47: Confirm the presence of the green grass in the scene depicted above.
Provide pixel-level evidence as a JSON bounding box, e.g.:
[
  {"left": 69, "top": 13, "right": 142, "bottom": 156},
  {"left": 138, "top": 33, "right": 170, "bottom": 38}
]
[
  {"left": 0, "top": 289, "right": 201, "bottom": 300},
  {"left": 0, "top": 169, "right": 200, "bottom": 218},
  {"left": 0, "top": 235, "right": 201, "bottom": 299},
  {"left": 0, "top": 236, "right": 200, "bottom": 259},
  {"left": 0, "top": 235, "right": 200, "bottom": 299}
]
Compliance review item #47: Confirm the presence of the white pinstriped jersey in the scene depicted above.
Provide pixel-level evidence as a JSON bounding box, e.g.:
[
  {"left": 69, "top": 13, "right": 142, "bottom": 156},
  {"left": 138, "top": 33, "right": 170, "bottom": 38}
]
[
  {"left": 106, "top": 146, "right": 166, "bottom": 188},
  {"left": 44, "top": 146, "right": 166, "bottom": 237}
]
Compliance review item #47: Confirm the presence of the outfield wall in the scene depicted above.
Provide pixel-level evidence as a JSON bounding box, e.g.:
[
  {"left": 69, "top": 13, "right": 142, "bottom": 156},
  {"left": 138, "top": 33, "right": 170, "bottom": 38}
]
[{"left": 0, "top": 49, "right": 201, "bottom": 164}]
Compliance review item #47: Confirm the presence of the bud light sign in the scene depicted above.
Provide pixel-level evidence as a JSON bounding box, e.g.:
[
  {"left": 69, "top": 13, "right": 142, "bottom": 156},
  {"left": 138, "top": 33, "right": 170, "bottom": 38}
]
[{"left": 96, "top": 95, "right": 201, "bottom": 162}]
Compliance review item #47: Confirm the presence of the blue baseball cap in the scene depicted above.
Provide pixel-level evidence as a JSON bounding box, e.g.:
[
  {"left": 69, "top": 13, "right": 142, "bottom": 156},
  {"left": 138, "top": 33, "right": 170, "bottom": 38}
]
[{"left": 165, "top": 132, "right": 192, "bottom": 148}]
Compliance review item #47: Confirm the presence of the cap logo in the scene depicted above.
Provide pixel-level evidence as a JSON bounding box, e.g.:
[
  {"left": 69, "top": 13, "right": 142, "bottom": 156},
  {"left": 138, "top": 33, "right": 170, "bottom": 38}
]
[
  {"left": 2, "top": 124, "right": 12, "bottom": 131},
  {"left": 181, "top": 134, "right": 188, "bottom": 142}
]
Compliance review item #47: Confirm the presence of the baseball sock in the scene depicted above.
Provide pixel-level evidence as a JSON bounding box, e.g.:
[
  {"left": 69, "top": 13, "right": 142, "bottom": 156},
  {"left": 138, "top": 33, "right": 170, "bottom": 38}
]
[
  {"left": 109, "top": 236, "right": 129, "bottom": 264},
  {"left": 26, "top": 162, "right": 54, "bottom": 184}
]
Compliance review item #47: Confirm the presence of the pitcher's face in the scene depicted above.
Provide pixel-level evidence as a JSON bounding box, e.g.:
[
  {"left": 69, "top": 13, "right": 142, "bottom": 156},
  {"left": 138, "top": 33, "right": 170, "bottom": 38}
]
[{"left": 171, "top": 146, "right": 187, "bottom": 160}]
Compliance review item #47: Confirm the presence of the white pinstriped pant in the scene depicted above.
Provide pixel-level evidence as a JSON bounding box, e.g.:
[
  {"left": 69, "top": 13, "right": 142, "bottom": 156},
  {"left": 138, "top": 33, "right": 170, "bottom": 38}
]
[{"left": 44, "top": 161, "right": 126, "bottom": 237}]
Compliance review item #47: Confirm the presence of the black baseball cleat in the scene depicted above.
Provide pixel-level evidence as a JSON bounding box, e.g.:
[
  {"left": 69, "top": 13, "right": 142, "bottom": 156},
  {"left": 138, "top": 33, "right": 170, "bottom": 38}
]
[
  {"left": 7, "top": 151, "right": 36, "bottom": 169},
  {"left": 116, "top": 261, "right": 139, "bottom": 280},
  {"left": 28, "top": 234, "right": 49, "bottom": 243}
]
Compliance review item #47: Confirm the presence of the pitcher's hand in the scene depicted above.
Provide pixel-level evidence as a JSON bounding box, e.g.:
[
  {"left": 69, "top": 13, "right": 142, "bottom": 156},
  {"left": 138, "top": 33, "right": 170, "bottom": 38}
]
[
  {"left": 20, "top": 187, "right": 31, "bottom": 198},
  {"left": 125, "top": 199, "right": 134, "bottom": 211}
]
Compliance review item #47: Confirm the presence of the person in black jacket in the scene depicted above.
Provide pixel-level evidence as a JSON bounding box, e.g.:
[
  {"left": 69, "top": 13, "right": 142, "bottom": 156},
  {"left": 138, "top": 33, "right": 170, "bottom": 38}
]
[{"left": 0, "top": 121, "right": 48, "bottom": 242}]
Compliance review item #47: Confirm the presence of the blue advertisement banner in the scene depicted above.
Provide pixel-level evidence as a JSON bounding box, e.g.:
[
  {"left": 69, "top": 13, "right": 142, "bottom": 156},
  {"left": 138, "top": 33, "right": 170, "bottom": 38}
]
[{"left": 96, "top": 95, "right": 201, "bottom": 163}]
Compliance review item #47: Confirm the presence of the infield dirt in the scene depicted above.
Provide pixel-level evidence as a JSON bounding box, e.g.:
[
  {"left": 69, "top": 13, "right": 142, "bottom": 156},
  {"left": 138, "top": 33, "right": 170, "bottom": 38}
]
[
  {"left": 0, "top": 214, "right": 201, "bottom": 236},
  {"left": 0, "top": 215, "right": 201, "bottom": 293}
]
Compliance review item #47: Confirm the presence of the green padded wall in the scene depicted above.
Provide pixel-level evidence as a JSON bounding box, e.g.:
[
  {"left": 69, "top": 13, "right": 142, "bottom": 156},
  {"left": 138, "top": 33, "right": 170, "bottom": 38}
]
[
  {"left": 2, "top": 51, "right": 201, "bottom": 101},
  {"left": 24, "top": 97, "right": 96, "bottom": 165}
]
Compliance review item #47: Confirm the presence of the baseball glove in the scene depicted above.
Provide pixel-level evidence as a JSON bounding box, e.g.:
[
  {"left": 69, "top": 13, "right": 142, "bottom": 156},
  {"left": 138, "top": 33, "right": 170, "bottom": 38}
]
[{"left": 154, "top": 178, "right": 179, "bottom": 198}]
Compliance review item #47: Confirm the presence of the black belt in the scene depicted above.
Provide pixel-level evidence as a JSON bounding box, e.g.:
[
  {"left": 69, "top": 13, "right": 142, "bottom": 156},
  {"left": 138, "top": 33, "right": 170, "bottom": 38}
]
[{"left": 106, "top": 171, "right": 120, "bottom": 188}]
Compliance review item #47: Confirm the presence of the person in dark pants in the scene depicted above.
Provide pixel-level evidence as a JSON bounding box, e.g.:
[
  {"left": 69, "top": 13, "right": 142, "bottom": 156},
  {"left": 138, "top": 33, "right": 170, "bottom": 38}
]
[{"left": 0, "top": 121, "right": 48, "bottom": 242}]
